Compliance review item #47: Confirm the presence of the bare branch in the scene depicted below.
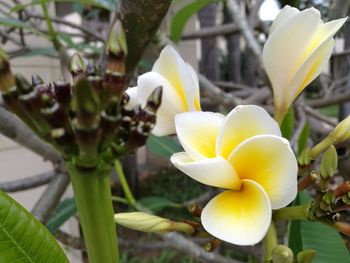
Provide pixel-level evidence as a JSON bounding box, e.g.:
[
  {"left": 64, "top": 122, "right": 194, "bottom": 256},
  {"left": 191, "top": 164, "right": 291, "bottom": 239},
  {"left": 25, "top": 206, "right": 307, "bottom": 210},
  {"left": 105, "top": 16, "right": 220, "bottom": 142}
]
[
  {"left": 328, "top": 0, "right": 350, "bottom": 20},
  {"left": 227, "top": 0, "right": 262, "bottom": 65},
  {"left": 31, "top": 172, "right": 70, "bottom": 223},
  {"left": 0, "top": 107, "right": 61, "bottom": 163},
  {"left": 307, "top": 91, "right": 350, "bottom": 108},
  {"left": 0, "top": 171, "right": 54, "bottom": 192}
]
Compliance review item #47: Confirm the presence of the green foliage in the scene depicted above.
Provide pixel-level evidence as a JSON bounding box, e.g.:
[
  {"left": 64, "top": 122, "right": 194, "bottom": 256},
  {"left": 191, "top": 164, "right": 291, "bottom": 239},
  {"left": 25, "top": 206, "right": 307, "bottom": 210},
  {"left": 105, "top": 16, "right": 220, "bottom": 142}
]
[
  {"left": 0, "top": 191, "right": 68, "bottom": 263},
  {"left": 47, "top": 198, "right": 77, "bottom": 234},
  {"left": 0, "top": 17, "right": 44, "bottom": 37},
  {"left": 170, "top": 0, "right": 222, "bottom": 42},
  {"left": 288, "top": 192, "right": 350, "bottom": 263},
  {"left": 138, "top": 196, "right": 181, "bottom": 213},
  {"left": 297, "top": 122, "right": 310, "bottom": 157},
  {"left": 281, "top": 107, "right": 295, "bottom": 140},
  {"left": 147, "top": 135, "right": 183, "bottom": 159},
  {"left": 11, "top": 0, "right": 116, "bottom": 13}
]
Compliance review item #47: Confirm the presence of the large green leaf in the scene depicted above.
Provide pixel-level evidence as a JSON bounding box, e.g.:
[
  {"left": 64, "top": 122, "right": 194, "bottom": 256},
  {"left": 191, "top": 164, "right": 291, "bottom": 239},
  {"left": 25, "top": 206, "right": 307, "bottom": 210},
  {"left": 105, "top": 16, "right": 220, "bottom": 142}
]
[
  {"left": 288, "top": 192, "right": 350, "bottom": 263},
  {"left": 147, "top": 135, "right": 182, "bottom": 159},
  {"left": 11, "top": 0, "right": 116, "bottom": 13},
  {"left": 170, "top": 0, "right": 221, "bottom": 42},
  {"left": 0, "top": 191, "right": 68, "bottom": 262},
  {"left": 47, "top": 198, "right": 77, "bottom": 234}
]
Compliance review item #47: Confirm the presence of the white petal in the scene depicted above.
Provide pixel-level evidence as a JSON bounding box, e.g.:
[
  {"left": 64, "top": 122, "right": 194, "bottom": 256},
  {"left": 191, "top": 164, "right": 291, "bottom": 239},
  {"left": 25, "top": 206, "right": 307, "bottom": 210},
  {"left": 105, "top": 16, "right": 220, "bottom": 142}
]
[
  {"left": 228, "top": 135, "right": 298, "bottom": 209},
  {"left": 152, "top": 45, "right": 197, "bottom": 111},
  {"left": 201, "top": 180, "right": 271, "bottom": 245},
  {"left": 125, "top": 86, "right": 138, "bottom": 110},
  {"left": 186, "top": 63, "right": 201, "bottom": 111},
  {"left": 216, "top": 105, "right": 281, "bottom": 159},
  {"left": 285, "top": 38, "right": 335, "bottom": 109},
  {"left": 170, "top": 152, "right": 241, "bottom": 190},
  {"left": 269, "top": 5, "right": 299, "bottom": 35},
  {"left": 175, "top": 111, "right": 225, "bottom": 160},
  {"left": 263, "top": 8, "right": 322, "bottom": 109},
  {"left": 137, "top": 72, "right": 187, "bottom": 136}
]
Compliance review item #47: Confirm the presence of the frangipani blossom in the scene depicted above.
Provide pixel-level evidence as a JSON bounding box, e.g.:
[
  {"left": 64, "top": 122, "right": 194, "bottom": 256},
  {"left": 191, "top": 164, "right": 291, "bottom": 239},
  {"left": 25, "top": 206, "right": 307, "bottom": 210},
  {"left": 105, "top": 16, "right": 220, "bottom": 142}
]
[
  {"left": 170, "top": 105, "right": 297, "bottom": 245},
  {"left": 126, "top": 45, "right": 201, "bottom": 136},
  {"left": 263, "top": 5, "right": 347, "bottom": 123}
]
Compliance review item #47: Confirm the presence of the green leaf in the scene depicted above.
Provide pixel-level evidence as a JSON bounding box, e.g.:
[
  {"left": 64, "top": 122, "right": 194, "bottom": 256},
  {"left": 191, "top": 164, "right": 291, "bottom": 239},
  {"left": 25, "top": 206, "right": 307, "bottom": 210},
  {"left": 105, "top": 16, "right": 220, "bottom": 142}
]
[
  {"left": 138, "top": 196, "right": 181, "bottom": 212},
  {"left": 288, "top": 192, "right": 350, "bottom": 263},
  {"left": 0, "top": 17, "right": 44, "bottom": 37},
  {"left": 47, "top": 198, "right": 77, "bottom": 234},
  {"left": 11, "top": 0, "right": 116, "bottom": 13},
  {"left": 0, "top": 191, "right": 69, "bottom": 262},
  {"left": 280, "top": 107, "right": 295, "bottom": 140},
  {"left": 58, "top": 33, "right": 78, "bottom": 49},
  {"left": 170, "top": 0, "right": 221, "bottom": 42},
  {"left": 21, "top": 47, "right": 57, "bottom": 57},
  {"left": 147, "top": 135, "right": 182, "bottom": 159}
]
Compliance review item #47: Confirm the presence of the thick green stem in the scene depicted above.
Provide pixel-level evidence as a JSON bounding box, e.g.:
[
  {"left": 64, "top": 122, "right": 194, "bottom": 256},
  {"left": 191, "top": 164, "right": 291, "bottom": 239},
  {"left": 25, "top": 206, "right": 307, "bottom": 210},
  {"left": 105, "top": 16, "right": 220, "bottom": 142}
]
[
  {"left": 273, "top": 204, "right": 310, "bottom": 221},
  {"left": 67, "top": 161, "right": 119, "bottom": 263},
  {"left": 263, "top": 222, "right": 278, "bottom": 262},
  {"left": 309, "top": 137, "right": 334, "bottom": 159}
]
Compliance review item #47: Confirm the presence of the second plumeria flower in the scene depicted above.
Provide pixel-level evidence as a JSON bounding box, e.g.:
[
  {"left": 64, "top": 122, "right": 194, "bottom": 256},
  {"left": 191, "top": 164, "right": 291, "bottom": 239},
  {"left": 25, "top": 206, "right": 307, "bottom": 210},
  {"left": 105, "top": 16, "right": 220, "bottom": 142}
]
[
  {"left": 171, "top": 105, "right": 298, "bottom": 245},
  {"left": 126, "top": 45, "right": 201, "bottom": 136},
  {"left": 263, "top": 5, "right": 347, "bottom": 124}
]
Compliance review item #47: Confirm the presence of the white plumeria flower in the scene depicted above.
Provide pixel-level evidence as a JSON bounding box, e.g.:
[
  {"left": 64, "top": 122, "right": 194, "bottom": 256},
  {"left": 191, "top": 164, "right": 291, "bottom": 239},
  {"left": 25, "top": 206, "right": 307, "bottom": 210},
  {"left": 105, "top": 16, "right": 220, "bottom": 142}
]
[
  {"left": 170, "top": 105, "right": 297, "bottom": 245},
  {"left": 263, "top": 5, "right": 347, "bottom": 123},
  {"left": 126, "top": 45, "right": 201, "bottom": 136}
]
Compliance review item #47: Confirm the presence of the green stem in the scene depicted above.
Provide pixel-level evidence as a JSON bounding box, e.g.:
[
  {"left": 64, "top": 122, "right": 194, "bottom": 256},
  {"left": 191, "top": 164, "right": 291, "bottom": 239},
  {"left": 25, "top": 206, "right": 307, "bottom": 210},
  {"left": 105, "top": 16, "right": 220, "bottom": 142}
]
[
  {"left": 114, "top": 160, "right": 136, "bottom": 206},
  {"left": 309, "top": 137, "right": 334, "bottom": 159},
  {"left": 273, "top": 204, "right": 309, "bottom": 221},
  {"left": 263, "top": 222, "right": 278, "bottom": 262},
  {"left": 40, "top": 0, "right": 61, "bottom": 50},
  {"left": 67, "top": 161, "right": 119, "bottom": 263}
]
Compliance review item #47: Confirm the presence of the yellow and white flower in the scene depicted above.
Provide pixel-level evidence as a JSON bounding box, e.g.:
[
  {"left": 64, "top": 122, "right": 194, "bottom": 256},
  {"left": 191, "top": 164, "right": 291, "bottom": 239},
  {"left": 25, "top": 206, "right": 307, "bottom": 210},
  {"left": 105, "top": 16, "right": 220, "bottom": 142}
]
[
  {"left": 263, "top": 6, "right": 346, "bottom": 123},
  {"left": 126, "top": 45, "right": 201, "bottom": 136},
  {"left": 171, "top": 105, "right": 297, "bottom": 245}
]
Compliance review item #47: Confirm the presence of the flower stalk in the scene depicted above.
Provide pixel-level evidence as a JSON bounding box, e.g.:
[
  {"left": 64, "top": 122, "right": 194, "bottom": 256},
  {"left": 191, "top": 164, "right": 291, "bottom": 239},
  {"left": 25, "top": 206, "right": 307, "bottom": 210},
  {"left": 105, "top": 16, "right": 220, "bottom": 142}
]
[
  {"left": 67, "top": 161, "right": 119, "bottom": 263},
  {"left": 273, "top": 204, "right": 310, "bottom": 221},
  {"left": 263, "top": 222, "right": 278, "bottom": 262}
]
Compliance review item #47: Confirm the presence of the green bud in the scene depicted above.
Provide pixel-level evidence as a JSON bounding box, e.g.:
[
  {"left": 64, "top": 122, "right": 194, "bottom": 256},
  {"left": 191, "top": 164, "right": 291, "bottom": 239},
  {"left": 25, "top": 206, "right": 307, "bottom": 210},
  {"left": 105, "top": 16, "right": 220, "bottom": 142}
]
[
  {"left": 70, "top": 52, "right": 87, "bottom": 78},
  {"left": 114, "top": 212, "right": 194, "bottom": 235},
  {"left": 73, "top": 77, "right": 100, "bottom": 128},
  {"left": 298, "top": 148, "right": 311, "bottom": 166},
  {"left": 0, "top": 47, "right": 15, "bottom": 92},
  {"left": 272, "top": 245, "right": 293, "bottom": 263},
  {"left": 106, "top": 19, "right": 127, "bottom": 73},
  {"left": 331, "top": 115, "right": 350, "bottom": 144},
  {"left": 296, "top": 249, "right": 316, "bottom": 263},
  {"left": 320, "top": 145, "right": 338, "bottom": 179},
  {"left": 106, "top": 19, "right": 127, "bottom": 57}
]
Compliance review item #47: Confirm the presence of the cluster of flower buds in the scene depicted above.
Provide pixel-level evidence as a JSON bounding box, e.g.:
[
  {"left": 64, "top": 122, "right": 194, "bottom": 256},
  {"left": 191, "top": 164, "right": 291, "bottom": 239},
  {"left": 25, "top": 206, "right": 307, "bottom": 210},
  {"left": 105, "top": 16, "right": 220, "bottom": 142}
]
[
  {"left": 302, "top": 145, "right": 350, "bottom": 225},
  {"left": 270, "top": 245, "right": 315, "bottom": 263},
  {"left": 0, "top": 20, "right": 162, "bottom": 169}
]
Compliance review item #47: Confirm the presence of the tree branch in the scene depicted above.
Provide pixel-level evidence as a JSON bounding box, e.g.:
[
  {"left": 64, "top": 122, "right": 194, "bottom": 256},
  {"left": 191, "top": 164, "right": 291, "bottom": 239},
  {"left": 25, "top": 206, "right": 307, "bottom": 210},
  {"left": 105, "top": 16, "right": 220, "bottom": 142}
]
[
  {"left": 31, "top": 172, "right": 70, "bottom": 223},
  {"left": 119, "top": 0, "right": 172, "bottom": 79},
  {"left": 0, "top": 171, "right": 54, "bottom": 192},
  {"left": 0, "top": 107, "right": 61, "bottom": 163}
]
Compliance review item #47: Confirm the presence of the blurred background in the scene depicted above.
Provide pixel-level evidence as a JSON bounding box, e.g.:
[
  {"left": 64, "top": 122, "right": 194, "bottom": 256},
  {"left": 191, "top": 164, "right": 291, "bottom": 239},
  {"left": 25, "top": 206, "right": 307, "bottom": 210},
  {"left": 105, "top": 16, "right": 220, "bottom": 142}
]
[{"left": 0, "top": 0, "right": 349, "bottom": 262}]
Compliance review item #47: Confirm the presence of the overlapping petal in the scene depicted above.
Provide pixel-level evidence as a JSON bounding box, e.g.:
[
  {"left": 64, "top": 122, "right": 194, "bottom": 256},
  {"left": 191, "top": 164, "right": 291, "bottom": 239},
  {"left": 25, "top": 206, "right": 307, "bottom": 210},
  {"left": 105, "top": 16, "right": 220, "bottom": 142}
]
[
  {"left": 175, "top": 111, "right": 225, "bottom": 160},
  {"left": 269, "top": 5, "right": 299, "bottom": 35},
  {"left": 152, "top": 45, "right": 197, "bottom": 111},
  {"left": 137, "top": 72, "right": 187, "bottom": 136},
  {"left": 216, "top": 105, "right": 281, "bottom": 159},
  {"left": 228, "top": 135, "right": 298, "bottom": 209},
  {"left": 125, "top": 86, "right": 138, "bottom": 110},
  {"left": 170, "top": 152, "right": 241, "bottom": 190},
  {"left": 201, "top": 180, "right": 271, "bottom": 245}
]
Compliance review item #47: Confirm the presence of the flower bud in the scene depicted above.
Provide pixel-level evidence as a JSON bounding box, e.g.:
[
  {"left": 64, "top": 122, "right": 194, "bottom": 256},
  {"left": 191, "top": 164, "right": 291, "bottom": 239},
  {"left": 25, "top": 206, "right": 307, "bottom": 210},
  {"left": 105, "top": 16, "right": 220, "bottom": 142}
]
[
  {"left": 114, "top": 212, "right": 194, "bottom": 235},
  {"left": 0, "top": 48, "right": 15, "bottom": 92},
  {"left": 298, "top": 148, "right": 311, "bottom": 166},
  {"left": 296, "top": 249, "right": 316, "bottom": 263},
  {"left": 272, "top": 245, "right": 293, "bottom": 263},
  {"left": 73, "top": 77, "right": 100, "bottom": 129},
  {"left": 31, "top": 74, "right": 44, "bottom": 87},
  {"left": 70, "top": 52, "right": 87, "bottom": 81},
  {"left": 320, "top": 145, "right": 338, "bottom": 179},
  {"left": 331, "top": 115, "right": 350, "bottom": 143}
]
